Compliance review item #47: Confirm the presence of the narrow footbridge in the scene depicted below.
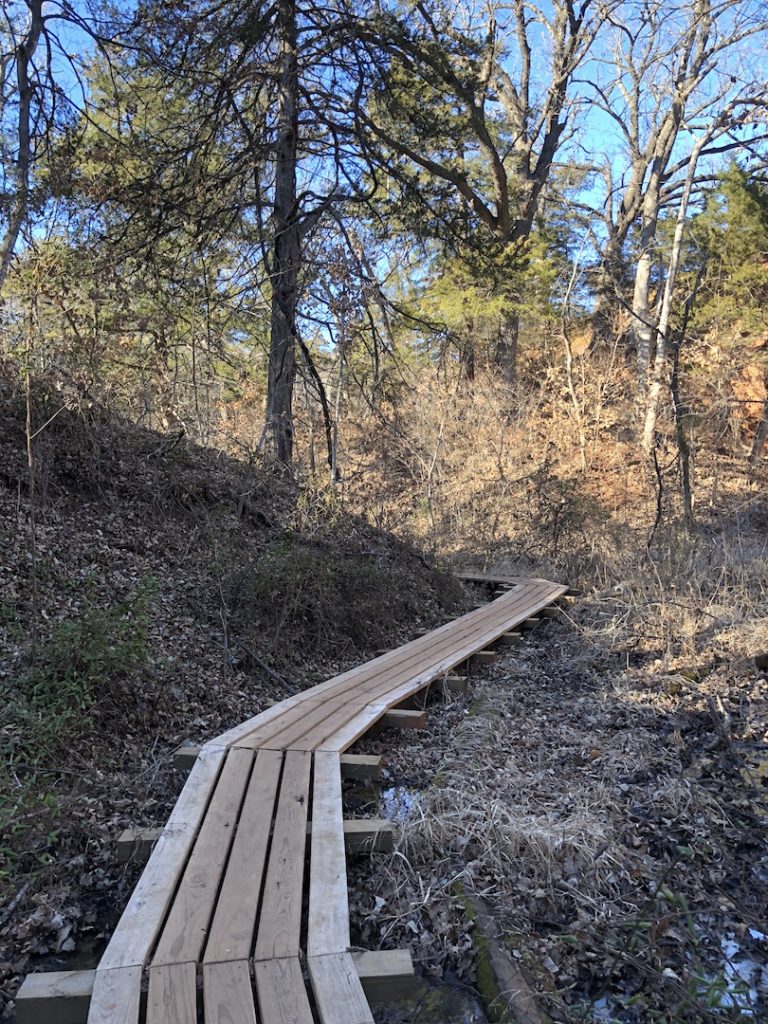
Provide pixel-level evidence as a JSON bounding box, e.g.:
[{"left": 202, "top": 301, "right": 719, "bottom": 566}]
[{"left": 17, "top": 574, "right": 571, "bottom": 1024}]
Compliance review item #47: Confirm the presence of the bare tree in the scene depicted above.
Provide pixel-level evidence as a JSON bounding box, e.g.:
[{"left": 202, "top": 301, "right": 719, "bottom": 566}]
[
  {"left": 0, "top": 0, "right": 42, "bottom": 295},
  {"left": 587, "top": 0, "right": 768, "bottom": 382}
]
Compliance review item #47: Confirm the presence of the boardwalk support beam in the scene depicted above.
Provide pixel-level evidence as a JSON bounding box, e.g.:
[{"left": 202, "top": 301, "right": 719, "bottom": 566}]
[
  {"left": 15, "top": 949, "right": 416, "bottom": 1022},
  {"left": 117, "top": 817, "right": 395, "bottom": 864}
]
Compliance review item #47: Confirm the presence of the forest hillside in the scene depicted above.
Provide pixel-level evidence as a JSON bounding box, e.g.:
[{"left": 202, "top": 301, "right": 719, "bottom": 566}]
[{"left": 2, "top": 0, "right": 768, "bottom": 1021}]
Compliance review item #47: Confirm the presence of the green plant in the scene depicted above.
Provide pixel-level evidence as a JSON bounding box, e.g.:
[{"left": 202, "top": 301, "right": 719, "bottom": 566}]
[{"left": 2, "top": 578, "right": 156, "bottom": 766}]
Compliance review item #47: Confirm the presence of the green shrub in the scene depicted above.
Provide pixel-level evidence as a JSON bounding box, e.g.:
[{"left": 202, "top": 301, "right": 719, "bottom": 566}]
[
  {"left": 0, "top": 580, "right": 155, "bottom": 894},
  {"left": 2, "top": 579, "right": 155, "bottom": 766}
]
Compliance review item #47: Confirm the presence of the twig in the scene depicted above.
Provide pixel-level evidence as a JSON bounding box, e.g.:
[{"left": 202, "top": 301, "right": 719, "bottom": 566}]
[{"left": 0, "top": 883, "right": 29, "bottom": 927}]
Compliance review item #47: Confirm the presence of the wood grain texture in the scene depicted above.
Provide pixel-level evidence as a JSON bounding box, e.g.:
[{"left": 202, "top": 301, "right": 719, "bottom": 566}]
[
  {"left": 228, "top": 581, "right": 566, "bottom": 751},
  {"left": 203, "top": 961, "right": 257, "bottom": 1024},
  {"left": 308, "top": 952, "right": 376, "bottom": 1024},
  {"left": 254, "top": 958, "right": 314, "bottom": 1024},
  {"left": 253, "top": 750, "right": 311, "bottom": 961},
  {"left": 146, "top": 963, "right": 196, "bottom": 1024},
  {"left": 98, "top": 749, "right": 225, "bottom": 972},
  {"left": 308, "top": 751, "right": 350, "bottom": 956},
  {"left": 203, "top": 748, "right": 282, "bottom": 964},
  {"left": 152, "top": 747, "right": 253, "bottom": 967},
  {"left": 16, "top": 969, "right": 94, "bottom": 1024},
  {"left": 81, "top": 576, "right": 566, "bottom": 1024},
  {"left": 85, "top": 966, "right": 142, "bottom": 1024},
  {"left": 352, "top": 949, "right": 417, "bottom": 1002}
]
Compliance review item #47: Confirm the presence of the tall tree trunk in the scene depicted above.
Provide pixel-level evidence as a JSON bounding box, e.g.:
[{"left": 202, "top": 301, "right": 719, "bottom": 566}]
[
  {"left": 641, "top": 130, "right": 710, "bottom": 452},
  {"left": 494, "top": 313, "right": 519, "bottom": 384},
  {"left": 265, "top": 0, "right": 299, "bottom": 464},
  {"left": 632, "top": 212, "right": 658, "bottom": 392},
  {"left": 0, "top": 0, "right": 43, "bottom": 296},
  {"left": 591, "top": 238, "right": 625, "bottom": 348}
]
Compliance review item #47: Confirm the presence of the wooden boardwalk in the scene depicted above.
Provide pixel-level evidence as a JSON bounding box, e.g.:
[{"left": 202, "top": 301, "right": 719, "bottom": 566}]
[{"left": 16, "top": 575, "right": 568, "bottom": 1024}]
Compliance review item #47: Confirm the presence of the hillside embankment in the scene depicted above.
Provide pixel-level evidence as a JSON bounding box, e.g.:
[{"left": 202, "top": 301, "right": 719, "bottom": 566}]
[
  {"left": 0, "top": 375, "right": 463, "bottom": 1018},
  {"left": 2, "top": 357, "right": 768, "bottom": 1023}
]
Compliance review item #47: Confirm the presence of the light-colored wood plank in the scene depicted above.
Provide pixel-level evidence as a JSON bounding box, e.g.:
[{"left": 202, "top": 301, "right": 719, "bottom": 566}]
[
  {"left": 442, "top": 674, "right": 468, "bottom": 694},
  {"left": 98, "top": 748, "right": 225, "bottom": 972},
  {"left": 311, "top": 702, "right": 391, "bottom": 753},
  {"left": 340, "top": 753, "right": 382, "bottom": 780},
  {"left": 16, "top": 969, "right": 94, "bottom": 1024},
  {"left": 472, "top": 650, "right": 498, "bottom": 666},
  {"left": 116, "top": 826, "right": 162, "bottom": 864},
  {"left": 227, "top": 580, "right": 567, "bottom": 751},
  {"left": 203, "top": 748, "right": 282, "bottom": 964},
  {"left": 380, "top": 709, "right": 427, "bottom": 730},
  {"left": 254, "top": 957, "right": 314, "bottom": 1024},
  {"left": 203, "top": 961, "right": 257, "bottom": 1024},
  {"left": 146, "top": 963, "right": 196, "bottom": 1024},
  {"left": 308, "top": 952, "right": 375, "bottom": 1024},
  {"left": 202, "top": 690, "right": 318, "bottom": 750},
  {"left": 309, "top": 751, "right": 350, "bottom": 956},
  {"left": 86, "top": 966, "right": 142, "bottom": 1024},
  {"left": 152, "top": 748, "right": 253, "bottom": 967},
  {"left": 173, "top": 745, "right": 200, "bottom": 771},
  {"left": 343, "top": 819, "right": 394, "bottom": 854},
  {"left": 253, "top": 750, "right": 311, "bottom": 960},
  {"left": 352, "top": 949, "right": 417, "bottom": 1001}
]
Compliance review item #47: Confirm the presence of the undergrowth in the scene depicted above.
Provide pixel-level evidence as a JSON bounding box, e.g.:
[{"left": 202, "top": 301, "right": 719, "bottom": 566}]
[{"left": 0, "top": 581, "right": 155, "bottom": 895}]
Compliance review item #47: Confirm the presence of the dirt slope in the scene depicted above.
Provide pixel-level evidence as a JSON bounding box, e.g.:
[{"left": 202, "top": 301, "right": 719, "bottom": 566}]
[{"left": 0, "top": 378, "right": 462, "bottom": 1019}]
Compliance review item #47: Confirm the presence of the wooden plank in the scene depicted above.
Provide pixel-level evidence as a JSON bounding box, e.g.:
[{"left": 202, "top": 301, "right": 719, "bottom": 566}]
[
  {"left": 254, "top": 749, "right": 311, "bottom": 961},
  {"left": 254, "top": 958, "right": 314, "bottom": 1024},
  {"left": 117, "top": 813, "right": 392, "bottom": 866},
  {"left": 202, "top": 691, "right": 317, "bottom": 750},
  {"left": 152, "top": 747, "right": 253, "bottom": 967},
  {"left": 173, "top": 747, "right": 382, "bottom": 780},
  {"left": 16, "top": 970, "right": 94, "bottom": 1024},
  {"left": 522, "top": 617, "right": 541, "bottom": 628},
  {"left": 15, "top": 954, "right": 408, "bottom": 1024},
  {"left": 98, "top": 748, "right": 226, "bottom": 972},
  {"left": 308, "top": 952, "right": 375, "bottom": 1024},
  {"left": 352, "top": 949, "right": 417, "bottom": 1002},
  {"left": 379, "top": 709, "right": 426, "bottom": 730},
  {"left": 309, "top": 751, "right": 350, "bottom": 956},
  {"left": 540, "top": 605, "right": 565, "bottom": 618},
  {"left": 86, "top": 966, "right": 142, "bottom": 1024},
  {"left": 203, "top": 961, "right": 257, "bottom": 1024},
  {"left": 116, "top": 826, "right": 161, "bottom": 864},
  {"left": 203, "top": 748, "right": 282, "bottom": 964},
  {"left": 229, "top": 579, "right": 567, "bottom": 751},
  {"left": 472, "top": 650, "right": 498, "bottom": 666},
  {"left": 312, "top": 703, "right": 390, "bottom": 753},
  {"left": 499, "top": 631, "right": 522, "bottom": 644},
  {"left": 146, "top": 963, "right": 196, "bottom": 1024},
  {"left": 343, "top": 819, "right": 394, "bottom": 854},
  {"left": 441, "top": 674, "right": 468, "bottom": 695},
  {"left": 173, "top": 745, "right": 200, "bottom": 771},
  {"left": 340, "top": 754, "right": 382, "bottom": 780}
]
